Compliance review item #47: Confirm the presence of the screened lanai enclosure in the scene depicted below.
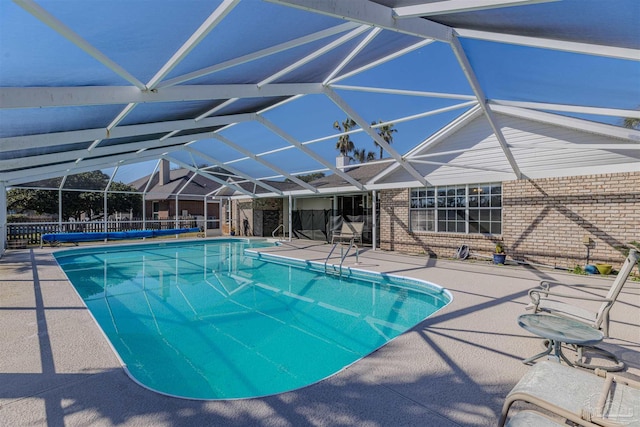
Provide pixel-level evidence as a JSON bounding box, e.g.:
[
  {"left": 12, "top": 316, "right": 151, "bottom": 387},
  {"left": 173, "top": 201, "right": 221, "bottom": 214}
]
[{"left": 1, "top": 0, "right": 639, "bottom": 254}]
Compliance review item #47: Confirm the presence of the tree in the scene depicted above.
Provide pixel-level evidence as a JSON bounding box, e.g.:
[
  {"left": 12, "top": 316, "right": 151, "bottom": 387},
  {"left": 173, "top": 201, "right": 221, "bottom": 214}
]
[
  {"left": 7, "top": 171, "right": 141, "bottom": 219},
  {"left": 333, "top": 117, "right": 357, "bottom": 156},
  {"left": 352, "top": 148, "right": 377, "bottom": 164},
  {"left": 108, "top": 182, "right": 142, "bottom": 217},
  {"left": 623, "top": 117, "right": 640, "bottom": 130},
  {"left": 285, "top": 172, "right": 325, "bottom": 183},
  {"left": 372, "top": 120, "right": 397, "bottom": 159}
]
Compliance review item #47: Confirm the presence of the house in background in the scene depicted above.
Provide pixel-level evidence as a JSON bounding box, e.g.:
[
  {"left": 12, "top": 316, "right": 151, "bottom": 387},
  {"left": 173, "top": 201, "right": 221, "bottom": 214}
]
[
  {"left": 222, "top": 109, "right": 639, "bottom": 270},
  {"left": 129, "top": 160, "right": 222, "bottom": 231}
]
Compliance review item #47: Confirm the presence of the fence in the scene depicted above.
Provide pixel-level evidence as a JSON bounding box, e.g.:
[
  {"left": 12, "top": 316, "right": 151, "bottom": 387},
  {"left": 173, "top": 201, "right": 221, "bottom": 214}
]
[
  {"left": 6, "top": 217, "right": 200, "bottom": 246},
  {"left": 291, "top": 210, "right": 375, "bottom": 244}
]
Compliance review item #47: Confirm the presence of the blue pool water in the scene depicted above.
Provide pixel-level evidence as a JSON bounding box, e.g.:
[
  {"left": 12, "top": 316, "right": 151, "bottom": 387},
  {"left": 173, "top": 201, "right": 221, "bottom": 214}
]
[{"left": 55, "top": 239, "right": 451, "bottom": 400}]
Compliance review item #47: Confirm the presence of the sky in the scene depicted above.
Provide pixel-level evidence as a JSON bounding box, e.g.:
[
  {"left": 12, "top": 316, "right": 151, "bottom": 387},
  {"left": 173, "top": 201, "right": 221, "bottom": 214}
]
[{"left": 1, "top": 0, "right": 639, "bottom": 187}]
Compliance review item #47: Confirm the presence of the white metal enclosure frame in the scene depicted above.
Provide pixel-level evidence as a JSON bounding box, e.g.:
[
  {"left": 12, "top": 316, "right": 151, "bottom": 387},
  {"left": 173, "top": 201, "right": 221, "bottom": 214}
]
[{"left": 1, "top": 0, "right": 639, "bottom": 255}]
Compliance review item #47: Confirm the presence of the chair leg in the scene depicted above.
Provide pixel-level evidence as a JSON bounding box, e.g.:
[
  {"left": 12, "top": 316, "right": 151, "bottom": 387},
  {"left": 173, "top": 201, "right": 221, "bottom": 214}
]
[
  {"left": 522, "top": 339, "right": 553, "bottom": 364},
  {"left": 574, "top": 345, "right": 625, "bottom": 372}
]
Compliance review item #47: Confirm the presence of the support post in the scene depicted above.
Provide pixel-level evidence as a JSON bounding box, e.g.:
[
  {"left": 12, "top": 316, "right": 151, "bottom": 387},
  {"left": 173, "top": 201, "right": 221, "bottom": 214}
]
[
  {"left": 58, "top": 188, "right": 63, "bottom": 231},
  {"left": 228, "top": 198, "right": 232, "bottom": 235},
  {"left": 103, "top": 190, "right": 108, "bottom": 236},
  {"left": 372, "top": 190, "right": 377, "bottom": 251},
  {"left": 288, "top": 194, "right": 293, "bottom": 242},
  {"left": 203, "top": 196, "right": 208, "bottom": 236},
  {"left": 0, "top": 182, "right": 6, "bottom": 257},
  {"left": 142, "top": 193, "right": 146, "bottom": 230},
  {"left": 175, "top": 194, "right": 179, "bottom": 231}
]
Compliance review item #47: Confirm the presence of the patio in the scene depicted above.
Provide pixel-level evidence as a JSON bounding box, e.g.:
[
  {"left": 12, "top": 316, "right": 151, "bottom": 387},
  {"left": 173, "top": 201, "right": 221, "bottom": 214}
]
[{"left": 1, "top": 239, "right": 638, "bottom": 426}]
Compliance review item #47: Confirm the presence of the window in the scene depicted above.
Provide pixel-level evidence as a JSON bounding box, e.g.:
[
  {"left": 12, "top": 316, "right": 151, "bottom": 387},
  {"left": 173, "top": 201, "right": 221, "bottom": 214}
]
[
  {"left": 152, "top": 201, "right": 159, "bottom": 220},
  {"left": 409, "top": 183, "right": 502, "bottom": 234}
]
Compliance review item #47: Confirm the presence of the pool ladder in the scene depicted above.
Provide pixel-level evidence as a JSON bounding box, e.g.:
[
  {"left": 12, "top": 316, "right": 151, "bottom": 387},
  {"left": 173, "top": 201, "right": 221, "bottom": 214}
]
[
  {"left": 324, "top": 241, "right": 359, "bottom": 277},
  {"left": 272, "top": 224, "right": 285, "bottom": 240}
]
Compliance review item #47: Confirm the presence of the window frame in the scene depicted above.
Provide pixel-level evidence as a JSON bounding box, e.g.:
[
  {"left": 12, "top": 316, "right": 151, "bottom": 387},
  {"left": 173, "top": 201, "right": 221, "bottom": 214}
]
[{"left": 409, "top": 183, "right": 502, "bottom": 235}]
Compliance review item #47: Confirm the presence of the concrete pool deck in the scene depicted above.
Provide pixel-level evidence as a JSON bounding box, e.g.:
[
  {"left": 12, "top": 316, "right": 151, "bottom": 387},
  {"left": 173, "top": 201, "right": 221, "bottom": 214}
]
[{"left": 1, "top": 238, "right": 639, "bottom": 426}]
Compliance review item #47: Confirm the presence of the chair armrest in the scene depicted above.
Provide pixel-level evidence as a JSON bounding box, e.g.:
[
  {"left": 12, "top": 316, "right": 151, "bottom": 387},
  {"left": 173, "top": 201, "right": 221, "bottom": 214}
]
[{"left": 528, "top": 289, "right": 613, "bottom": 306}]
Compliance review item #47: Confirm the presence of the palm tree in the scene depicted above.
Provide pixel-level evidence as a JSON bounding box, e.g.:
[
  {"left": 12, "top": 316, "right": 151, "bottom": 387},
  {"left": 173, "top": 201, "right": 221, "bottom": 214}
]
[
  {"left": 353, "top": 148, "right": 366, "bottom": 163},
  {"left": 623, "top": 117, "right": 640, "bottom": 130},
  {"left": 333, "top": 118, "right": 356, "bottom": 156},
  {"left": 372, "top": 120, "right": 397, "bottom": 159},
  {"left": 352, "top": 147, "right": 377, "bottom": 164}
]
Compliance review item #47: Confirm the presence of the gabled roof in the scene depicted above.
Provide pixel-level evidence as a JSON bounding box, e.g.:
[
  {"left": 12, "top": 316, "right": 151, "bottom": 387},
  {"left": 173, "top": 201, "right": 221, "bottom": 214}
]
[
  {"left": 371, "top": 105, "right": 640, "bottom": 187},
  {"left": 1, "top": 0, "right": 639, "bottom": 197},
  {"left": 130, "top": 168, "right": 223, "bottom": 201}
]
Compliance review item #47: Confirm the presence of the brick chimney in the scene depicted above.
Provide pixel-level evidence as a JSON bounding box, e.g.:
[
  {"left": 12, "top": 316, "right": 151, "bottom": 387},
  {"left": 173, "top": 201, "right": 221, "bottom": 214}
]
[{"left": 159, "top": 159, "right": 170, "bottom": 185}]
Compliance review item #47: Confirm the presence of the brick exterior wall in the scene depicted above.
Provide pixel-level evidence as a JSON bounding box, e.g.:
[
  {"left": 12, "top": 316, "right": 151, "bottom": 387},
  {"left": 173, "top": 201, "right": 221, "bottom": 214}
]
[{"left": 379, "top": 172, "right": 640, "bottom": 269}]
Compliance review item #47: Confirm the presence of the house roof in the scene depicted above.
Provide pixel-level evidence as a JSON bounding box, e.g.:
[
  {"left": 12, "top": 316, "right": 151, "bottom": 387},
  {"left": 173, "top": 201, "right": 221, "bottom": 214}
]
[
  {"left": 1, "top": 0, "right": 639, "bottom": 198},
  {"left": 129, "top": 168, "right": 224, "bottom": 201}
]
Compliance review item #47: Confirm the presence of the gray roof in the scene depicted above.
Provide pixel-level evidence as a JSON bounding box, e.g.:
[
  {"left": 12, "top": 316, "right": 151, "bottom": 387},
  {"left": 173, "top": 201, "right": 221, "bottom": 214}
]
[{"left": 130, "top": 169, "right": 223, "bottom": 201}]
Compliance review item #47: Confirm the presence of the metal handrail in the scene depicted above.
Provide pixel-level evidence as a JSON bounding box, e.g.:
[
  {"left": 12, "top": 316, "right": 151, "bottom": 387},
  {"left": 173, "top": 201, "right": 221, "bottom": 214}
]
[
  {"left": 325, "top": 240, "right": 359, "bottom": 277},
  {"left": 272, "top": 224, "right": 284, "bottom": 239},
  {"left": 325, "top": 242, "right": 340, "bottom": 274}
]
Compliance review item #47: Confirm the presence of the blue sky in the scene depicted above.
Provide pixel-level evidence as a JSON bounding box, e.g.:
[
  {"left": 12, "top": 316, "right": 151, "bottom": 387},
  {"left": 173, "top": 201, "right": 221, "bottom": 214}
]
[
  {"left": 110, "top": 36, "right": 639, "bottom": 185},
  {"left": 1, "top": 0, "right": 638, "bottom": 187}
]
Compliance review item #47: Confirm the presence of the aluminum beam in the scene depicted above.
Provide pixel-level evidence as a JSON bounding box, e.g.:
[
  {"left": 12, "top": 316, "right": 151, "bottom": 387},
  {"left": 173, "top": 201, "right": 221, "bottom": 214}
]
[
  {"left": 393, "top": 0, "right": 557, "bottom": 18},
  {"left": 325, "top": 87, "right": 429, "bottom": 186},
  {"left": 256, "top": 116, "right": 365, "bottom": 190},
  {"left": 184, "top": 146, "right": 283, "bottom": 195},
  {"left": 210, "top": 134, "right": 319, "bottom": 193},
  {"left": 0, "top": 113, "right": 255, "bottom": 152},
  {"left": 455, "top": 28, "right": 640, "bottom": 61},
  {"left": 14, "top": 0, "right": 146, "bottom": 90},
  {"left": 0, "top": 84, "right": 324, "bottom": 109},
  {"left": 449, "top": 35, "right": 522, "bottom": 178},
  {"left": 268, "top": 0, "right": 453, "bottom": 42}
]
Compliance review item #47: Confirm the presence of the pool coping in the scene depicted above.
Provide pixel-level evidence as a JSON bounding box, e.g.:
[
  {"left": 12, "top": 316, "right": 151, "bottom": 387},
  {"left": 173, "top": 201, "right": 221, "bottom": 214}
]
[{"left": 2, "top": 238, "right": 639, "bottom": 426}]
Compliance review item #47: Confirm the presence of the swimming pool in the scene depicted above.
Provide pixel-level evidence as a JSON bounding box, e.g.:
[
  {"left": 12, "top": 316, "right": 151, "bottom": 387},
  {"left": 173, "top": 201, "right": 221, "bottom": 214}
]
[{"left": 55, "top": 239, "right": 451, "bottom": 400}]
